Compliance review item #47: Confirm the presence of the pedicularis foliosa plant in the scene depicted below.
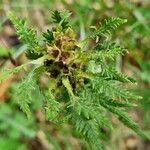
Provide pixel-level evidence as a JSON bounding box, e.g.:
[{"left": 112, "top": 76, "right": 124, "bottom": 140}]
[{"left": 0, "top": 10, "right": 149, "bottom": 149}]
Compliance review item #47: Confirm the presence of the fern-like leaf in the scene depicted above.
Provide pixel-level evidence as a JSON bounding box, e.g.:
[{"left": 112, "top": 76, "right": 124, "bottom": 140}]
[
  {"left": 15, "top": 72, "right": 35, "bottom": 118},
  {"left": 43, "top": 29, "right": 54, "bottom": 44},
  {"left": 91, "top": 17, "right": 127, "bottom": 38},
  {"left": 0, "top": 65, "right": 25, "bottom": 82},
  {"left": 99, "top": 100, "right": 150, "bottom": 140},
  {"left": 44, "top": 90, "right": 60, "bottom": 122},
  {"left": 100, "top": 64, "right": 136, "bottom": 83},
  {"left": 15, "top": 69, "right": 42, "bottom": 118},
  {"left": 92, "top": 43, "right": 126, "bottom": 60},
  {"left": 51, "top": 10, "right": 71, "bottom": 29},
  {"left": 92, "top": 77, "right": 141, "bottom": 100},
  {"left": 52, "top": 10, "right": 62, "bottom": 23},
  {"left": 9, "top": 12, "right": 42, "bottom": 59},
  {"left": 71, "top": 112, "right": 103, "bottom": 150}
]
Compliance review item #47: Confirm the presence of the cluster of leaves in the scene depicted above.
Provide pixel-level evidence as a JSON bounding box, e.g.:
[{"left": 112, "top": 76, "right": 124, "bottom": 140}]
[{"left": 0, "top": 10, "right": 149, "bottom": 149}]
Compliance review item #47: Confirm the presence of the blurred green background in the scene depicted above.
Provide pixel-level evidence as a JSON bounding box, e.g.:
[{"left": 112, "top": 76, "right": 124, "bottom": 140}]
[{"left": 0, "top": 0, "right": 150, "bottom": 149}]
